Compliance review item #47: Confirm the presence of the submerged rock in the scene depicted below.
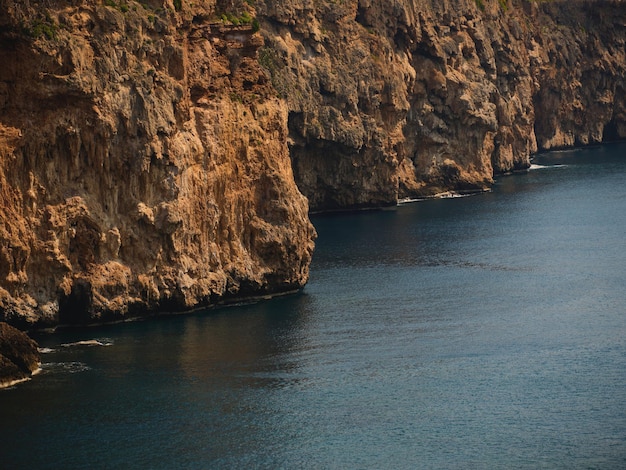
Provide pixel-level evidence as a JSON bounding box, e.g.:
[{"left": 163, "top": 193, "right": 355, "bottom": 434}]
[{"left": 0, "top": 322, "right": 40, "bottom": 388}]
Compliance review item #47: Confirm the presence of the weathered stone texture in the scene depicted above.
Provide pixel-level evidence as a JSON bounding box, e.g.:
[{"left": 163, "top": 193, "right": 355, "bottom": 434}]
[
  {"left": 256, "top": 0, "right": 626, "bottom": 210},
  {"left": 0, "top": 0, "right": 624, "bottom": 327},
  {"left": 0, "top": 0, "right": 315, "bottom": 328},
  {"left": 0, "top": 321, "right": 40, "bottom": 387}
]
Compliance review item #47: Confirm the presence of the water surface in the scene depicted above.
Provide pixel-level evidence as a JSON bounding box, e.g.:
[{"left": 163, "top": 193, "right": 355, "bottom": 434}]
[{"left": 1, "top": 143, "right": 626, "bottom": 469}]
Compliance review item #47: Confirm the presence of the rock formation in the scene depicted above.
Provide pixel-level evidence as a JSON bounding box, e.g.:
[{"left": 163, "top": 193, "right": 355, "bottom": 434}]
[
  {"left": 255, "top": 0, "right": 626, "bottom": 211},
  {"left": 0, "top": 0, "right": 624, "bottom": 328},
  {"left": 0, "top": 0, "right": 315, "bottom": 328},
  {"left": 0, "top": 321, "right": 40, "bottom": 388}
]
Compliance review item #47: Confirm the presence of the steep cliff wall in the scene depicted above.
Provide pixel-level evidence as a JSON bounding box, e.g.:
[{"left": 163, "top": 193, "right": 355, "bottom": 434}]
[
  {"left": 256, "top": 0, "right": 626, "bottom": 211},
  {"left": 0, "top": 0, "right": 315, "bottom": 328},
  {"left": 1, "top": 0, "right": 624, "bottom": 328}
]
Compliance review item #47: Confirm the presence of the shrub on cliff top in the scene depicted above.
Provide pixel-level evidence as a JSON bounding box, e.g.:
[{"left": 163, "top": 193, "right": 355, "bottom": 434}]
[
  {"left": 29, "top": 20, "right": 57, "bottom": 39},
  {"left": 23, "top": 11, "right": 58, "bottom": 40},
  {"left": 103, "top": 0, "right": 131, "bottom": 13},
  {"left": 220, "top": 11, "right": 259, "bottom": 30}
]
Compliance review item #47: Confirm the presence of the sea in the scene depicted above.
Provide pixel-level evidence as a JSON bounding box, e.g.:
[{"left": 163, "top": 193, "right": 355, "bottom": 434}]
[{"left": 1, "top": 143, "right": 625, "bottom": 469}]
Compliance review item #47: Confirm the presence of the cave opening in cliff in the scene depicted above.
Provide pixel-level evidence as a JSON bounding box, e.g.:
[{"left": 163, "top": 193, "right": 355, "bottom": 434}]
[
  {"left": 58, "top": 280, "right": 94, "bottom": 326},
  {"left": 355, "top": 4, "right": 371, "bottom": 29},
  {"left": 602, "top": 120, "right": 620, "bottom": 143}
]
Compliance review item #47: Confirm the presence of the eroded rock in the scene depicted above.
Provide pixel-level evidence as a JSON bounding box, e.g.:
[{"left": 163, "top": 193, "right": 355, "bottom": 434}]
[
  {"left": 0, "top": 0, "right": 624, "bottom": 327},
  {"left": 256, "top": 0, "right": 626, "bottom": 210},
  {"left": 0, "top": 1, "right": 315, "bottom": 328},
  {"left": 0, "top": 322, "right": 40, "bottom": 388}
]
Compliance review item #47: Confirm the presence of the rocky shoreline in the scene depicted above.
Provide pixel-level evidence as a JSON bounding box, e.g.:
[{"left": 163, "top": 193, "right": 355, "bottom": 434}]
[
  {"left": 0, "top": 322, "right": 40, "bottom": 388},
  {"left": 0, "top": 0, "right": 624, "bottom": 329}
]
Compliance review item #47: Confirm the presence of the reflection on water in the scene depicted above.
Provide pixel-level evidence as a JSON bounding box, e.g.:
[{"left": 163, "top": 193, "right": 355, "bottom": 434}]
[{"left": 1, "top": 143, "right": 626, "bottom": 469}]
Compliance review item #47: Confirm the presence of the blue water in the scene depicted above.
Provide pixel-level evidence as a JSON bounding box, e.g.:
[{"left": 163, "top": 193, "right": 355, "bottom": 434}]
[{"left": 1, "top": 144, "right": 626, "bottom": 469}]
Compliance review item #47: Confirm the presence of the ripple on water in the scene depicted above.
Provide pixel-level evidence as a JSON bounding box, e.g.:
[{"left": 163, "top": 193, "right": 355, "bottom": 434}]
[
  {"left": 59, "top": 338, "right": 114, "bottom": 348},
  {"left": 41, "top": 362, "right": 91, "bottom": 374}
]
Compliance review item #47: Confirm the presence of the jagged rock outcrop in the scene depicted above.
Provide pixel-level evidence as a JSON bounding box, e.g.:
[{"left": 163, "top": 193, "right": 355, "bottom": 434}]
[
  {"left": 0, "top": 0, "right": 315, "bottom": 328},
  {"left": 255, "top": 0, "right": 626, "bottom": 211},
  {"left": 0, "top": 321, "right": 40, "bottom": 387}
]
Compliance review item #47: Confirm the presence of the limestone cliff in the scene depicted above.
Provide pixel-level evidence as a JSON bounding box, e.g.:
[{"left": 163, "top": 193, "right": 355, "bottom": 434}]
[
  {"left": 0, "top": 0, "right": 315, "bottom": 328},
  {"left": 255, "top": 0, "right": 626, "bottom": 211},
  {"left": 1, "top": 0, "right": 624, "bottom": 328}
]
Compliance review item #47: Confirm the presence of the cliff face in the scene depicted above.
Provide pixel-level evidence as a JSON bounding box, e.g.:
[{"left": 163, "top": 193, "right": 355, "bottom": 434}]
[
  {"left": 256, "top": 0, "right": 626, "bottom": 211},
  {"left": 1, "top": 0, "right": 624, "bottom": 328},
  {"left": 0, "top": 0, "right": 315, "bottom": 328}
]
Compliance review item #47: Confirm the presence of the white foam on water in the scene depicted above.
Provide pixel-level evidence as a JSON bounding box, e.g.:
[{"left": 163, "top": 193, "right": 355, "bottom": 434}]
[
  {"left": 529, "top": 163, "right": 567, "bottom": 170},
  {"left": 38, "top": 347, "right": 56, "bottom": 354},
  {"left": 398, "top": 191, "right": 482, "bottom": 205},
  {"left": 60, "top": 338, "right": 113, "bottom": 348},
  {"left": 439, "top": 192, "right": 472, "bottom": 199},
  {"left": 397, "top": 197, "right": 424, "bottom": 205},
  {"left": 0, "top": 377, "right": 32, "bottom": 389}
]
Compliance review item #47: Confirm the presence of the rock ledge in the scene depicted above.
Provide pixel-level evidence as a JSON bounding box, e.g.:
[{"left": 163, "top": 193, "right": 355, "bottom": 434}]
[{"left": 0, "top": 322, "right": 40, "bottom": 388}]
